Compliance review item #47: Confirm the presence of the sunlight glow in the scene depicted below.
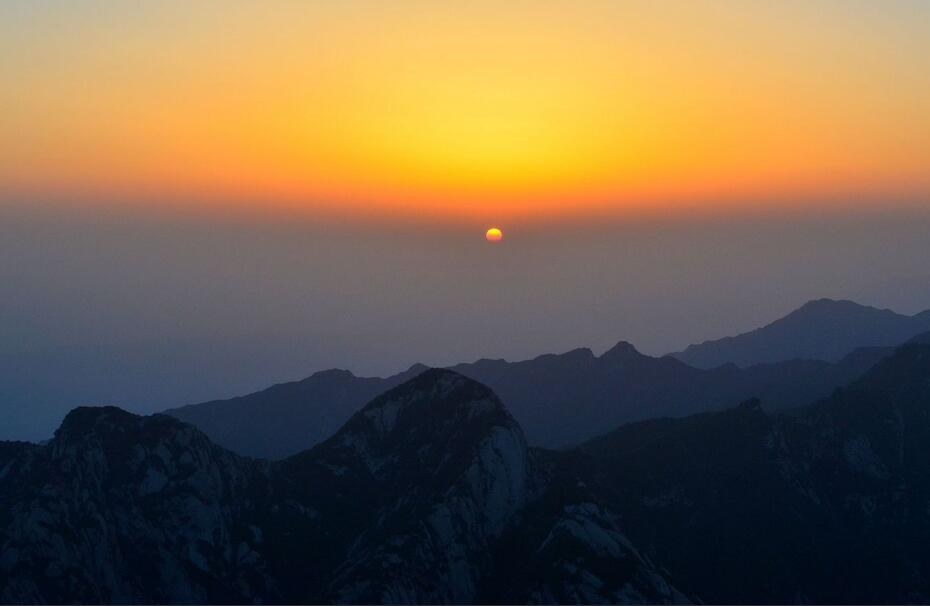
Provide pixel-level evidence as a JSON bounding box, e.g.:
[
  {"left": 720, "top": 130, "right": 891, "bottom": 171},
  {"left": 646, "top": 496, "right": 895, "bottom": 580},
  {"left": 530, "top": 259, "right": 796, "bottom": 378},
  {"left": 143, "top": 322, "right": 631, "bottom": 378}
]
[{"left": 1, "top": 2, "right": 928, "bottom": 221}]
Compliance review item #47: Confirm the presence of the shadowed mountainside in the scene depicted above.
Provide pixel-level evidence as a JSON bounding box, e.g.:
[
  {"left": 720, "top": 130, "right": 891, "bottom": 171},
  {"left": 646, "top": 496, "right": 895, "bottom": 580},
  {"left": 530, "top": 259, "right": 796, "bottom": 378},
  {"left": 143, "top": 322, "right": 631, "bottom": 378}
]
[
  {"left": 0, "top": 370, "right": 684, "bottom": 604},
  {"left": 580, "top": 342, "right": 930, "bottom": 603},
  {"left": 166, "top": 364, "right": 428, "bottom": 459},
  {"left": 7, "top": 344, "right": 930, "bottom": 602}
]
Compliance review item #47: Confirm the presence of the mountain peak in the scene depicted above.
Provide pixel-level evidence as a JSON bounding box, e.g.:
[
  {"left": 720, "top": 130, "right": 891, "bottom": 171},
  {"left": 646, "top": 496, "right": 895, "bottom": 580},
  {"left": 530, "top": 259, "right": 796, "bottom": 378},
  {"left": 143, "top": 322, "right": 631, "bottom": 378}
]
[
  {"left": 673, "top": 298, "right": 930, "bottom": 368},
  {"left": 792, "top": 298, "right": 889, "bottom": 318},
  {"left": 599, "top": 340, "right": 644, "bottom": 362},
  {"left": 400, "top": 366, "right": 488, "bottom": 392},
  {"left": 54, "top": 406, "right": 200, "bottom": 453},
  {"left": 528, "top": 347, "right": 595, "bottom": 365},
  {"left": 55, "top": 405, "right": 138, "bottom": 438},
  {"left": 317, "top": 368, "right": 521, "bottom": 473},
  {"left": 308, "top": 368, "right": 357, "bottom": 380},
  {"left": 798, "top": 297, "right": 860, "bottom": 310},
  {"left": 361, "top": 368, "right": 502, "bottom": 428}
]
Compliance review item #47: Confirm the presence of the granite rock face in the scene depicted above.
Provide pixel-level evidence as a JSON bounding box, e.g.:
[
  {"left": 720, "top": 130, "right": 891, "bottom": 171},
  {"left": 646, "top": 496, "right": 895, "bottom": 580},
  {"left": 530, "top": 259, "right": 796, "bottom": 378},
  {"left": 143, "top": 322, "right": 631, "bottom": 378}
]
[{"left": 0, "top": 369, "right": 684, "bottom": 604}]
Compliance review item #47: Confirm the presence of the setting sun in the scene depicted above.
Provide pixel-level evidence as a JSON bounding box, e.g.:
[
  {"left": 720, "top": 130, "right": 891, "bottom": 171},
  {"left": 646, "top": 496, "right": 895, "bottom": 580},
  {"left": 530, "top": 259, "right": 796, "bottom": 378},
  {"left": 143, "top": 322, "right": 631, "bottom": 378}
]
[{"left": 485, "top": 227, "right": 504, "bottom": 242}]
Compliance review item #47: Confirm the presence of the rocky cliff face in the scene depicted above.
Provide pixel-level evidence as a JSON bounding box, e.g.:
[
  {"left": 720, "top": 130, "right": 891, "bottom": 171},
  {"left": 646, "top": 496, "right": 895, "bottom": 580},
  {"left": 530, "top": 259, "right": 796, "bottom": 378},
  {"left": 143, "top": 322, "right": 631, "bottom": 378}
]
[
  {"left": 0, "top": 407, "right": 274, "bottom": 603},
  {"left": 294, "top": 369, "right": 531, "bottom": 603},
  {"left": 0, "top": 369, "right": 683, "bottom": 604}
]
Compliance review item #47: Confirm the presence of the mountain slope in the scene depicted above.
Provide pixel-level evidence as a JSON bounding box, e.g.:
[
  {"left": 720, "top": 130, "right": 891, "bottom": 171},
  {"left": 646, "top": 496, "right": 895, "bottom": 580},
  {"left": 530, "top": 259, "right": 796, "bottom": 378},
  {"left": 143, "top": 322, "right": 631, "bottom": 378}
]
[
  {"left": 673, "top": 298, "right": 930, "bottom": 368},
  {"left": 451, "top": 340, "right": 891, "bottom": 447},
  {"left": 580, "top": 342, "right": 930, "bottom": 603},
  {"left": 165, "top": 364, "right": 427, "bottom": 458},
  {"left": 280, "top": 368, "right": 530, "bottom": 603},
  {"left": 167, "top": 340, "right": 891, "bottom": 457},
  {"left": 8, "top": 346, "right": 930, "bottom": 603},
  {"left": 0, "top": 407, "right": 274, "bottom": 603},
  {"left": 1, "top": 370, "right": 684, "bottom": 604}
]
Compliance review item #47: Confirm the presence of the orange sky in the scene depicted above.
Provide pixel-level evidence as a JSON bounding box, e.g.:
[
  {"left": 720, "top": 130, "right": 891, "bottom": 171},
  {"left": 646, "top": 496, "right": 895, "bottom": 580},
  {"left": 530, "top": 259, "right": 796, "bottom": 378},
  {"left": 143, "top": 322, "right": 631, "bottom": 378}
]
[{"left": 1, "top": 1, "right": 929, "bottom": 222}]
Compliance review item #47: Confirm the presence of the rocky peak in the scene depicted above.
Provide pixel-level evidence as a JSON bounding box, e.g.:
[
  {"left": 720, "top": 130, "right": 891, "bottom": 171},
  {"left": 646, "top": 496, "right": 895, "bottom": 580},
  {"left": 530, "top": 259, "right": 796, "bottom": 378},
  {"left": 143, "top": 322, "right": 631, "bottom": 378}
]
[
  {"left": 54, "top": 405, "right": 136, "bottom": 440},
  {"left": 332, "top": 368, "right": 516, "bottom": 450},
  {"left": 310, "top": 369, "right": 531, "bottom": 603}
]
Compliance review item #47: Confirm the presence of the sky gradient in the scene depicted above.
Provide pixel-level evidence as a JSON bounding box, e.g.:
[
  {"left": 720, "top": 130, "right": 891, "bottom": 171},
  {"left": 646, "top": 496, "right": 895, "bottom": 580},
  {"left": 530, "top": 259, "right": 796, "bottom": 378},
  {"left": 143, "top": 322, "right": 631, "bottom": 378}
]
[
  {"left": 2, "top": 1, "right": 929, "bottom": 221},
  {"left": 2, "top": 2, "right": 930, "bottom": 441}
]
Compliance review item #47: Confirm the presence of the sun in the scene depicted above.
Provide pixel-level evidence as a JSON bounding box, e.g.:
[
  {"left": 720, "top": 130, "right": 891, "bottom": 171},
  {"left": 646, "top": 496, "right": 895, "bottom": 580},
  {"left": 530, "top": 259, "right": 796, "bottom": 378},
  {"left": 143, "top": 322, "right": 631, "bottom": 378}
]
[{"left": 485, "top": 227, "right": 503, "bottom": 242}]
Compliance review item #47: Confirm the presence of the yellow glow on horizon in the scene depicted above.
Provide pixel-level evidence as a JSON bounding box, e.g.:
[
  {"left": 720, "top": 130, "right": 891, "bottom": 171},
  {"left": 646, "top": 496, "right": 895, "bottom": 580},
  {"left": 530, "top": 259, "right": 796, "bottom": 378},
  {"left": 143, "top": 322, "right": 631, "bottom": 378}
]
[{"left": 1, "top": 2, "right": 929, "bottom": 221}]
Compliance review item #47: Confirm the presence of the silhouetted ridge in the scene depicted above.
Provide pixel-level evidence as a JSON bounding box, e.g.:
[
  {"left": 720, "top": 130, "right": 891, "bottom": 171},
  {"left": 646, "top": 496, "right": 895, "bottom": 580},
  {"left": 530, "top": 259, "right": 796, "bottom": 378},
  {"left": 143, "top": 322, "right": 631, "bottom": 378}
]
[
  {"left": 307, "top": 368, "right": 356, "bottom": 380},
  {"left": 171, "top": 327, "right": 905, "bottom": 456},
  {"left": 165, "top": 363, "right": 426, "bottom": 459},
  {"left": 375, "top": 367, "right": 495, "bottom": 403},
  {"left": 599, "top": 340, "right": 644, "bottom": 362},
  {"left": 404, "top": 362, "right": 431, "bottom": 374},
  {"left": 842, "top": 342, "right": 930, "bottom": 393},
  {"left": 55, "top": 405, "right": 137, "bottom": 436},
  {"left": 796, "top": 297, "right": 882, "bottom": 314},
  {"left": 324, "top": 368, "right": 515, "bottom": 450},
  {"left": 673, "top": 298, "right": 930, "bottom": 368},
  {"left": 570, "top": 339, "right": 930, "bottom": 603}
]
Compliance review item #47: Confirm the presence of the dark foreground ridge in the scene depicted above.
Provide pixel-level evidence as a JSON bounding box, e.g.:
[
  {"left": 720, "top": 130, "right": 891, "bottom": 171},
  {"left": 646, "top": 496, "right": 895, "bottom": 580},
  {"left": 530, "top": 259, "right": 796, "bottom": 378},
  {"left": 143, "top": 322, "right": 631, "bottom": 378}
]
[
  {"left": 0, "top": 369, "right": 683, "bottom": 604},
  {"left": 6, "top": 346, "right": 930, "bottom": 603}
]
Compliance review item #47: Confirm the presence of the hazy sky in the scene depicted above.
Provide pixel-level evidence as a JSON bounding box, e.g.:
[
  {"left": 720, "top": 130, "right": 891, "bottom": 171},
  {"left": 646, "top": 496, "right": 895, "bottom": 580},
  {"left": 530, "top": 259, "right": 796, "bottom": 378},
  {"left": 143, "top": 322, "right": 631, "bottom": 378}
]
[
  {"left": 4, "top": 202, "right": 930, "bottom": 366},
  {"left": 1, "top": 2, "right": 930, "bottom": 439}
]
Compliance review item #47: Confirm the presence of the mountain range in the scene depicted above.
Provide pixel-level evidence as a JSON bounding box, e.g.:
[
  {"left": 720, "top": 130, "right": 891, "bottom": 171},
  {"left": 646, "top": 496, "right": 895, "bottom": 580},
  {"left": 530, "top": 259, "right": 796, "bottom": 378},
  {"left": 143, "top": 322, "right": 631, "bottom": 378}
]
[
  {"left": 5, "top": 342, "right": 930, "bottom": 603},
  {"left": 672, "top": 298, "right": 930, "bottom": 368},
  {"left": 169, "top": 340, "right": 892, "bottom": 458},
  {"left": 0, "top": 369, "right": 685, "bottom": 603},
  {"left": 579, "top": 341, "right": 930, "bottom": 602},
  {"left": 168, "top": 299, "right": 930, "bottom": 458}
]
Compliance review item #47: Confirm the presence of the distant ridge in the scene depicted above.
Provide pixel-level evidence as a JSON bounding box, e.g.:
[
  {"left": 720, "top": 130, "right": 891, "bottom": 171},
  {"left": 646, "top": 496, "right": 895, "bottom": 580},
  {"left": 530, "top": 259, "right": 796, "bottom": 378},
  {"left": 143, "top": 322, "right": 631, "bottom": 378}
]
[
  {"left": 672, "top": 298, "right": 930, "bottom": 369},
  {"left": 167, "top": 336, "right": 893, "bottom": 457},
  {"left": 166, "top": 363, "right": 428, "bottom": 459}
]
